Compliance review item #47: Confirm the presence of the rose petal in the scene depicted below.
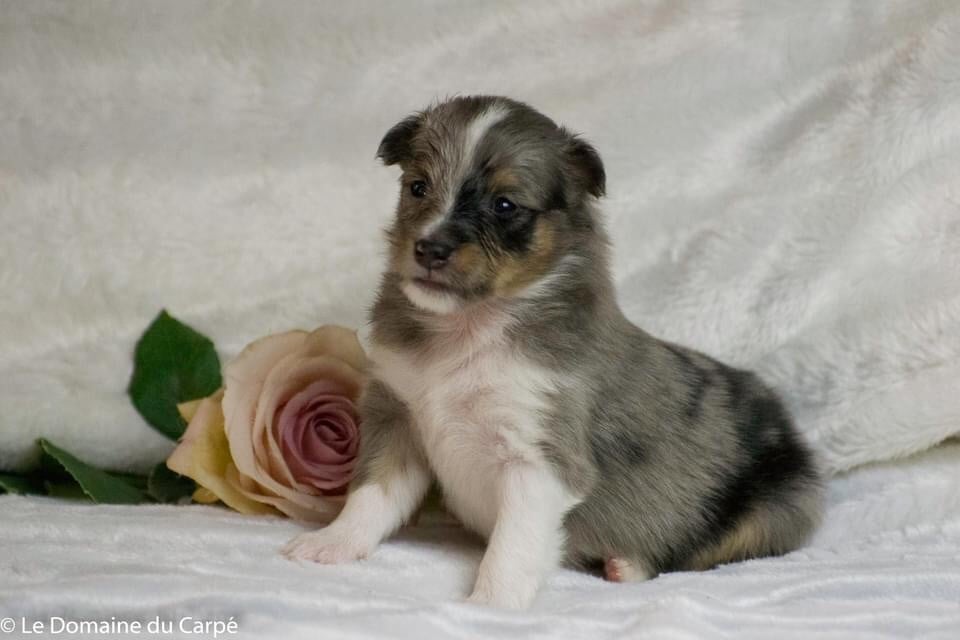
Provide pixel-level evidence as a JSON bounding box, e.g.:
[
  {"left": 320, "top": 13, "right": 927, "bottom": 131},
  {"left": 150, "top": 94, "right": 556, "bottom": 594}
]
[
  {"left": 221, "top": 331, "right": 339, "bottom": 513},
  {"left": 218, "top": 326, "right": 367, "bottom": 522},
  {"left": 192, "top": 487, "right": 219, "bottom": 504},
  {"left": 253, "top": 355, "right": 364, "bottom": 498},
  {"left": 222, "top": 330, "right": 306, "bottom": 478},
  {"left": 301, "top": 326, "right": 369, "bottom": 373},
  {"left": 177, "top": 398, "right": 204, "bottom": 423},
  {"left": 166, "top": 391, "right": 278, "bottom": 516},
  {"left": 276, "top": 384, "right": 359, "bottom": 494},
  {"left": 266, "top": 380, "right": 347, "bottom": 484},
  {"left": 225, "top": 463, "right": 342, "bottom": 523}
]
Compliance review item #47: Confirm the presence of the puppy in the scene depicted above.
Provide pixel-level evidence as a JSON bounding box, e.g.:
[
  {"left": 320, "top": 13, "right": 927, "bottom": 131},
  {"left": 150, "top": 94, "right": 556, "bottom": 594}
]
[{"left": 283, "top": 96, "right": 822, "bottom": 609}]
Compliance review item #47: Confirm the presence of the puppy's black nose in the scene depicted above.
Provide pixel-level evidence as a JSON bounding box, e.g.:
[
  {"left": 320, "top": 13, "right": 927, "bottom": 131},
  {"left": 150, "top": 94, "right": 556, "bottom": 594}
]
[{"left": 414, "top": 239, "right": 454, "bottom": 270}]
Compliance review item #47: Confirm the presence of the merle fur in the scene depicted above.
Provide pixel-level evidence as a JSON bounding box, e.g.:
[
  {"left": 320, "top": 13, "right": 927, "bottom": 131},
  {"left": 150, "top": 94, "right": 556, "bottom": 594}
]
[{"left": 362, "top": 96, "right": 822, "bottom": 577}]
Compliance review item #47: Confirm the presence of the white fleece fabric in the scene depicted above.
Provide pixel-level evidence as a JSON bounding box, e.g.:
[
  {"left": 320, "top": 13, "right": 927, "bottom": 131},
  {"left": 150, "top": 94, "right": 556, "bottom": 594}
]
[
  {"left": 2, "top": 2, "right": 960, "bottom": 638},
  {"left": 2, "top": 441, "right": 959, "bottom": 639},
  {"left": 2, "top": 2, "right": 959, "bottom": 475}
]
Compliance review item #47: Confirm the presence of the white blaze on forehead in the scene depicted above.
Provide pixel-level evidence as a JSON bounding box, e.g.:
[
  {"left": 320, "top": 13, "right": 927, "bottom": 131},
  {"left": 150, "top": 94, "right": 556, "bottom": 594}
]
[
  {"left": 426, "top": 104, "right": 511, "bottom": 237},
  {"left": 463, "top": 104, "right": 511, "bottom": 166}
]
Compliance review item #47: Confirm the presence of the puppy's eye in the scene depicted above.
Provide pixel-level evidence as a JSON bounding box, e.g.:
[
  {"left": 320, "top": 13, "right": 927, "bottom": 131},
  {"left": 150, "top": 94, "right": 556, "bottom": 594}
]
[
  {"left": 494, "top": 196, "right": 516, "bottom": 214},
  {"left": 410, "top": 181, "right": 428, "bottom": 198}
]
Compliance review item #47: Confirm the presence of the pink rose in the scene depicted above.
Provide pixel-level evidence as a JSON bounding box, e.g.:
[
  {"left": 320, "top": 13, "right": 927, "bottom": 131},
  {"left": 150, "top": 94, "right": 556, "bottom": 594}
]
[
  {"left": 168, "top": 326, "right": 367, "bottom": 522},
  {"left": 276, "top": 379, "right": 360, "bottom": 496}
]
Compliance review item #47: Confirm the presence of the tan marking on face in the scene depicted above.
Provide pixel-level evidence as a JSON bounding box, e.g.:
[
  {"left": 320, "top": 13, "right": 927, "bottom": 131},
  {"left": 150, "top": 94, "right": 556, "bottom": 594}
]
[
  {"left": 449, "top": 242, "right": 487, "bottom": 276},
  {"left": 387, "top": 224, "right": 413, "bottom": 273},
  {"left": 492, "top": 218, "right": 557, "bottom": 297},
  {"left": 489, "top": 167, "right": 520, "bottom": 193}
]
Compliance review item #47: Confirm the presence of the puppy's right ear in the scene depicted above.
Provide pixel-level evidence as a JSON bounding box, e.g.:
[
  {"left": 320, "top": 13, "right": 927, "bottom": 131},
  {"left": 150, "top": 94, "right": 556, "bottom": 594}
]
[
  {"left": 377, "top": 114, "right": 421, "bottom": 166},
  {"left": 565, "top": 135, "right": 606, "bottom": 198}
]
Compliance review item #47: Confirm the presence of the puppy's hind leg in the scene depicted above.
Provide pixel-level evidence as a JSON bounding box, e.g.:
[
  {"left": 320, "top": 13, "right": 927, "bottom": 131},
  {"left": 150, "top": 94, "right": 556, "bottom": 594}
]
[{"left": 603, "top": 557, "right": 652, "bottom": 583}]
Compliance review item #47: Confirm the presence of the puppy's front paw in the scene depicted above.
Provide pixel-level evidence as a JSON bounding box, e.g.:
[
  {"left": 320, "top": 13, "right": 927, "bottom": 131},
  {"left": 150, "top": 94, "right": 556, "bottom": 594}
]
[
  {"left": 466, "top": 581, "right": 537, "bottom": 610},
  {"left": 281, "top": 527, "right": 373, "bottom": 564}
]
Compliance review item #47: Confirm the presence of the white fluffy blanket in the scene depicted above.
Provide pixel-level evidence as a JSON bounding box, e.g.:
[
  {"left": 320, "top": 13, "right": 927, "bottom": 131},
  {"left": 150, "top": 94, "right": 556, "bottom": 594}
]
[
  {"left": 3, "top": 442, "right": 959, "bottom": 638},
  {"left": 2, "top": 1, "right": 959, "bottom": 475},
  {"left": 2, "top": 1, "right": 960, "bottom": 636}
]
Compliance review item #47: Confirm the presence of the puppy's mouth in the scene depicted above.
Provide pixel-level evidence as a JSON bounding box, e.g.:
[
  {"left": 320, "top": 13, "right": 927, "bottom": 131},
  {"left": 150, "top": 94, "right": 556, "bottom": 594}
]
[
  {"left": 402, "top": 273, "right": 466, "bottom": 315},
  {"left": 411, "top": 276, "right": 457, "bottom": 294}
]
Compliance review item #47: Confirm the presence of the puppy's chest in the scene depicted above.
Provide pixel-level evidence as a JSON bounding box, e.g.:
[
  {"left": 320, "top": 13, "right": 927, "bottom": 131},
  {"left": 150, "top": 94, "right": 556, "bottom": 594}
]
[{"left": 372, "top": 336, "right": 557, "bottom": 531}]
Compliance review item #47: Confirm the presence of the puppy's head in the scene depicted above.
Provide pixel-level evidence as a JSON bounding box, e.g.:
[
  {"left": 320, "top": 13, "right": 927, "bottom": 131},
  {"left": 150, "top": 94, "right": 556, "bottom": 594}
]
[{"left": 378, "top": 96, "right": 605, "bottom": 314}]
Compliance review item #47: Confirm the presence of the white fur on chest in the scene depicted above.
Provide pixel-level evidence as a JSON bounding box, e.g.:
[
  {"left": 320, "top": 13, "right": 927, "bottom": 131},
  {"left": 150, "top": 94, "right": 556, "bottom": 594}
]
[{"left": 370, "top": 311, "right": 561, "bottom": 537}]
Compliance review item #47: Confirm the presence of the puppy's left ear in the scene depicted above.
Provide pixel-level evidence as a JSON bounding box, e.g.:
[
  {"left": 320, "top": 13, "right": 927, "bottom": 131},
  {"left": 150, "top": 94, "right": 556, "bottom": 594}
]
[
  {"left": 377, "top": 114, "right": 421, "bottom": 166},
  {"left": 565, "top": 134, "right": 606, "bottom": 198}
]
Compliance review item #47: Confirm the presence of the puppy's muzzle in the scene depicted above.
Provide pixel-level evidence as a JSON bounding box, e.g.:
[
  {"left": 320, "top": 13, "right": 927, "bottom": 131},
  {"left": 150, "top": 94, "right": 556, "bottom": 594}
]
[{"left": 414, "top": 237, "right": 455, "bottom": 271}]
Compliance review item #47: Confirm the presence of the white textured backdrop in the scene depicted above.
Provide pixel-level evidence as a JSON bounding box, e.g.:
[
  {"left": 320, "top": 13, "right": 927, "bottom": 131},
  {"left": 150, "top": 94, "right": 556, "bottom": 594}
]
[
  {"left": 2, "top": 3, "right": 959, "bottom": 472},
  {"left": 3, "top": 2, "right": 960, "bottom": 638}
]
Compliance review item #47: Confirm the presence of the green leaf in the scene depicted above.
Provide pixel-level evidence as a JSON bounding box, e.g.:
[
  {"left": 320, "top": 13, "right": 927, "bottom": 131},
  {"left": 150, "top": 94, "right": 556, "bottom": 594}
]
[
  {"left": 0, "top": 473, "right": 39, "bottom": 495},
  {"left": 128, "top": 309, "right": 222, "bottom": 439},
  {"left": 147, "top": 462, "right": 196, "bottom": 503},
  {"left": 37, "top": 448, "right": 75, "bottom": 482},
  {"left": 44, "top": 481, "right": 89, "bottom": 500},
  {"left": 112, "top": 473, "right": 150, "bottom": 491},
  {"left": 37, "top": 439, "right": 147, "bottom": 504}
]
